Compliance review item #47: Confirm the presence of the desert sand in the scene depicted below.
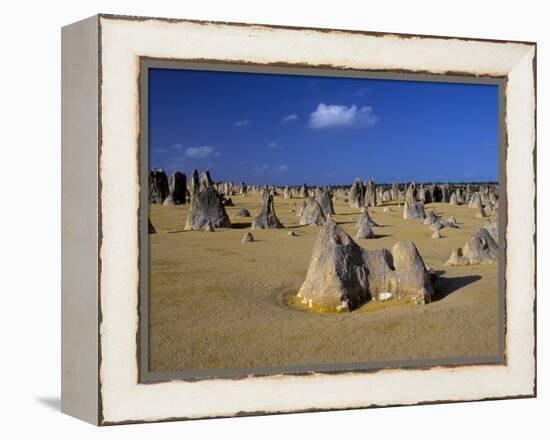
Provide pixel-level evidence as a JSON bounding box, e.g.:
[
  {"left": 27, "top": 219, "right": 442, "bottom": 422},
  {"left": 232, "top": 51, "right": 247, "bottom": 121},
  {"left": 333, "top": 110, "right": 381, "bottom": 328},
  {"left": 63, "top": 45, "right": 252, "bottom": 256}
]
[{"left": 148, "top": 194, "right": 500, "bottom": 373}]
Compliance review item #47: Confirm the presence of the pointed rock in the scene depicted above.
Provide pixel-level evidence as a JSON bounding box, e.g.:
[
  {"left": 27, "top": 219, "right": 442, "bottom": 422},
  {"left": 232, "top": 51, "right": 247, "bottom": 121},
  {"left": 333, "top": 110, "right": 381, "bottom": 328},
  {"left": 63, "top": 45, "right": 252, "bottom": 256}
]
[
  {"left": 283, "top": 186, "right": 291, "bottom": 199},
  {"left": 424, "top": 210, "right": 446, "bottom": 230},
  {"left": 445, "top": 228, "right": 498, "bottom": 266},
  {"left": 403, "top": 183, "right": 426, "bottom": 220},
  {"left": 449, "top": 193, "right": 458, "bottom": 205},
  {"left": 423, "top": 210, "right": 440, "bottom": 226},
  {"left": 199, "top": 169, "right": 214, "bottom": 191},
  {"left": 348, "top": 177, "right": 365, "bottom": 208},
  {"left": 356, "top": 210, "right": 376, "bottom": 239},
  {"left": 440, "top": 184, "right": 450, "bottom": 203},
  {"left": 391, "top": 182, "right": 399, "bottom": 200},
  {"left": 297, "top": 220, "right": 369, "bottom": 311},
  {"left": 356, "top": 220, "right": 375, "bottom": 239},
  {"left": 189, "top": 169, "right": 200, "bottom": 196},
  {"left": 288, "top": 231, "right": 298, "bottom": 237},
  {"left": 389, "top": 241, "right": 434, "bottom": 303},
  {"left": 469, "top": 192, "right": 483, "bottom": 209},
  {"left": 299, "top": 199, "right": 326, "bottom": 226},
  {"left": 296, "top": 200, "right": 307, "bottom": 217},
  {"left": 315, "top": 188, "right": 335, "bottom": 216},
  {"left": 252, "top": 192, "right": 284, "bottom": 229},
  {"left": 148, "top": 169, "right": 169, "bottom": 204},
  {"left": 167, "top": 171, "right": 187, "bottom": 205},
  {"left": 184, "top": 170, "right": 231, "bottom": 230},
  {"left": 357, "top": 209, "right": 378, "bottom": 228},
  {"left": 241, "top": 232, "right": 254, "bottom": 243},
  {"left": 431, "top": 230, "right": 441, "bottom": 239},
  {"left": 365, "top": 179, "right": 377, "bottom": 207}
]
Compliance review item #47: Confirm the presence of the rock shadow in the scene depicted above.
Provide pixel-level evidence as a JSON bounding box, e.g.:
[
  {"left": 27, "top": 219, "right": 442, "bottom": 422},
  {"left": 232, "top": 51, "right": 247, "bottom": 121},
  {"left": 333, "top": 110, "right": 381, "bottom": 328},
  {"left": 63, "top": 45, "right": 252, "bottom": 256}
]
[
  {"left": 231, "top": 222, "right": 252, "bottom": 229},
  {"left": 285, "top": 224, "right": 307, "bottom": 230},
  {"left": 356, "top": 234, "right": 391, "bottom": 240},
  {"left": 431, "top": 274, "right": 482, "bottom": 302}
]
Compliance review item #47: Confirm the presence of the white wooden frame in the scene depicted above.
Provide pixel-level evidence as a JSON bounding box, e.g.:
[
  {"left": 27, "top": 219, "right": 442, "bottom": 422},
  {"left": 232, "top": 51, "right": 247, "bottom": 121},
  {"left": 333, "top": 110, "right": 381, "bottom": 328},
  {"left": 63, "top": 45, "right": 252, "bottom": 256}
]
[{"left": 61, "top": 14, "right": 536, "bottom": 425}]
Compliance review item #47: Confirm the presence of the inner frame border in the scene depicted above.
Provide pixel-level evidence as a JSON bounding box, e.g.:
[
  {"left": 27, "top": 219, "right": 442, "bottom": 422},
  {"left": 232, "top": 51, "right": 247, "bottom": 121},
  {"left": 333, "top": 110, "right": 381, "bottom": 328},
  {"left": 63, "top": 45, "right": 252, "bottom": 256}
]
[{"left": 138, "top": 58, "right": 507, "bottom": 384}]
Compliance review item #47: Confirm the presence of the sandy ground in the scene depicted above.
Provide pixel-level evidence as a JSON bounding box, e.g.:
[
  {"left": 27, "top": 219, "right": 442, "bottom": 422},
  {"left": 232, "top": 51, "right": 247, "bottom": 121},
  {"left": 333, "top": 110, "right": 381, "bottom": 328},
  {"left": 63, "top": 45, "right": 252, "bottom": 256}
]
[{"left": 148, "top": 194, "right": 501, "bottom": 373}]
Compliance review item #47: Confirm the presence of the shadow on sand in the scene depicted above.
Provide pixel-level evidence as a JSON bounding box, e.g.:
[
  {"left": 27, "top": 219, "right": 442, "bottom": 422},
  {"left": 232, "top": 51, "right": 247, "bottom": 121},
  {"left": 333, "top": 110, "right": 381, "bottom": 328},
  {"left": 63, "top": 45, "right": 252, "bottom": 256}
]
[
  {"left": 432, "top": 273, "right": 482, "bottom": 302},
  {"left": 231, "top": 222, "right": 253, "bottom": 229},
  {"left": 355, "top": 234, "right": 391, "bottom": 240}
]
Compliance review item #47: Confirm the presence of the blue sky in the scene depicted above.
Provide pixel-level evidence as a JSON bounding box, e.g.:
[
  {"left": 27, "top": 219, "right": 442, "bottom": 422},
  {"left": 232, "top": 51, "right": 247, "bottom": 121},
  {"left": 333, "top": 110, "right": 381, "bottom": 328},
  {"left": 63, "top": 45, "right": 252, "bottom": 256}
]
[{"left": 149, "top": 68, "right": 499, "bottom": 186}]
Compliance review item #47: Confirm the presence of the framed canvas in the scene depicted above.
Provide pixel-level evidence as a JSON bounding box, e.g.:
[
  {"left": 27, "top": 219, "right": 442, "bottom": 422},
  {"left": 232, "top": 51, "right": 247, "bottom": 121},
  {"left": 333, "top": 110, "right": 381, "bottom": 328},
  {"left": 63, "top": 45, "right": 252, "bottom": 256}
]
[{"left": 61, "top": 14, "right": 536, "bottom": 425}]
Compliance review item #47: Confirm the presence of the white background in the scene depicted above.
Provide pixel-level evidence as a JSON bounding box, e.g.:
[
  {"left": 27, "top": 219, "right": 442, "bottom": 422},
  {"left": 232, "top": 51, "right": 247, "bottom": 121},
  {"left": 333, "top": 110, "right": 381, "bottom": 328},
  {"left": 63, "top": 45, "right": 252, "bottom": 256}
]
[{"left": 0, "top": 0, "right": 546, "bottom": 438}]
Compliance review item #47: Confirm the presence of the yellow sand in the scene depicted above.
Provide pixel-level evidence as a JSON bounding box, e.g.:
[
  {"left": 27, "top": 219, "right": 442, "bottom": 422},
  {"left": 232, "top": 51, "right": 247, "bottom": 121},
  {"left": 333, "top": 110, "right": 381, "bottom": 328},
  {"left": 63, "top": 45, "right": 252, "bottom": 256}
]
[{"left": 149, "top": 194, "right": 500, "bottom": 373}]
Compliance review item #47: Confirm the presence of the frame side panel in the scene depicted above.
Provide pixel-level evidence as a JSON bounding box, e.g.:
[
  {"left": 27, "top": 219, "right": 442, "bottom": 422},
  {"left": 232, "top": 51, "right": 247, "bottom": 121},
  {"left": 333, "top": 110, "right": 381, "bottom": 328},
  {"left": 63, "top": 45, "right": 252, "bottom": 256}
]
[{"left": 61, "top": 15, "right": 100, "bottom": 425}]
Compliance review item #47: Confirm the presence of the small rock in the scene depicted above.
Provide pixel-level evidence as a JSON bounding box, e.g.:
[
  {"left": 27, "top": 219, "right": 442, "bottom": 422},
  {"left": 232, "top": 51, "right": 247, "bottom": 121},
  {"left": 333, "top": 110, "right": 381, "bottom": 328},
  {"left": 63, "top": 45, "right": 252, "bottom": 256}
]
[
  {"left": 241, "top": 232, "right": 254, "bottom": 243},
  {"left": 430, "top": 222, "right": 444, "bottom": 231},
  {"left": 335, "top": 300, "right": 349, "bottom": 312},
  {"left": 445, "top": 228, "right": 498, "bottom": 266},
  {"left": 234, "top": 209, "right": 251, "bottom": 217},
  {"left": 431, "top": 230, "right": 442, "bottom": 239},
  {"left": 288, "top": 231, "right": 298, "bottom": 237},
  {"left": 377, "top": 292, "right": 393, "bottom": 301}
]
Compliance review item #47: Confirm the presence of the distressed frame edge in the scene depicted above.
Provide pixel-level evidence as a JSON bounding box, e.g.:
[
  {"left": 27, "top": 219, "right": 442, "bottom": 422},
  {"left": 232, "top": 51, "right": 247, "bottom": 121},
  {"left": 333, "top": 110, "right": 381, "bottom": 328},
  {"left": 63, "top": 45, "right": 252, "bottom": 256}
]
[
  {"left": 94, "top": 15, "right": 537, "bottom": 425},
  {"left": 97, "top": 12, "right": 537, "bottom": 47}
]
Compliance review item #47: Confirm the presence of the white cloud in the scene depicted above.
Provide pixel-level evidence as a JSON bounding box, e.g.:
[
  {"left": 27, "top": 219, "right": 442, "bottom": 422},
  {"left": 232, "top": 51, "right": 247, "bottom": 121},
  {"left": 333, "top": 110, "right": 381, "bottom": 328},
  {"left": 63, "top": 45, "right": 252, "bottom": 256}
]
[
  {"left": 268, "top": 142, "right": 283, "bottom": 149},
  {"left": 252, "top": 163, "right": 288, "bottom": 174},
  {"left": 254, "top": 163, "right": 270, "bottom": 173},
  {"left": 308, "top": 103, "right": 378, "bottom": 129},
  {"left": 281, "top": 114, "right": 298, "bottom": 124},
  {"left": 184, "top": 146, "right": 215, "bottom": 159},
  {"left": 153, "top": 142, "right": 183, "bottom": 153},
  {"left": 233, "top": 119, "right": 251, "bottom": 128}
]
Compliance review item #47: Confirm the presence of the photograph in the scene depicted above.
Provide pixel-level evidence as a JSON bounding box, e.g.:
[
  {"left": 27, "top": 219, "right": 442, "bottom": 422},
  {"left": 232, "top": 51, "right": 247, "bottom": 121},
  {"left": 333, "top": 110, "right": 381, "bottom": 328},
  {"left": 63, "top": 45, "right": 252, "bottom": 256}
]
[{"left": 145, "top": 66, "right": 503, "bottom": 376}]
